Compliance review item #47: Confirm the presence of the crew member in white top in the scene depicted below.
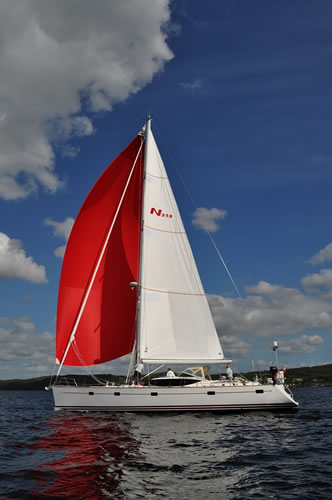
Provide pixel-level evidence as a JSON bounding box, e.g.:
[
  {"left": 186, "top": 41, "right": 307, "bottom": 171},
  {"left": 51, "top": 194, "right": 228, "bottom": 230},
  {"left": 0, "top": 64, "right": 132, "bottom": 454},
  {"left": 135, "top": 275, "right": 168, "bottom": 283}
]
[
  {"left": 166, "top": 368, "right": 176, "bottom": 377},
  {"left": 133, "top": 362, "right": 144, "bottom": 384},
  {"left": 226, "top": 364, "right": 233, "bottom": 382}
]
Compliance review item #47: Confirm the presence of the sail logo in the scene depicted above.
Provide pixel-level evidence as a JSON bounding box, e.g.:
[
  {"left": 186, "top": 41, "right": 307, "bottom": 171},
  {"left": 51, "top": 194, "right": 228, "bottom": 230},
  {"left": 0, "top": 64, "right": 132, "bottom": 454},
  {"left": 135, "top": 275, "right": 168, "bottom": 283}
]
[{"left": 150, "top": 207, "right": 173, "bottom": 218}]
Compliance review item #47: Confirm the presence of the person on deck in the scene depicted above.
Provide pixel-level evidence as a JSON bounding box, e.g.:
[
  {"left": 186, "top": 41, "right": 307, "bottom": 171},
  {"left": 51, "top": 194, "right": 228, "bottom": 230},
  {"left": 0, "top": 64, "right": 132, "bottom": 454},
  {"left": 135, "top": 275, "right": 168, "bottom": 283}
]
[
  {"left": 133, "top": 362, "right": 144, "bottom": 384},
  {"left": 166, "top": 368, "right": 176, "bottom": 377},
  {"left": 270, "top": 366, "right": 278, "bottom": 386},
  {"left": 226, "top": 364, "right": 233, "bottom": 382}
]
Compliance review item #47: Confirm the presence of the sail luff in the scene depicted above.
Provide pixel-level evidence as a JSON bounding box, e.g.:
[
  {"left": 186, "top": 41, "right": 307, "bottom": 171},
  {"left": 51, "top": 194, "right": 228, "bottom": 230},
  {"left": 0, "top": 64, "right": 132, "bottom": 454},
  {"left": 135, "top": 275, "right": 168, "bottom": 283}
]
[{"left": 56, "top": 137, "right": 144, "bottom": 374}]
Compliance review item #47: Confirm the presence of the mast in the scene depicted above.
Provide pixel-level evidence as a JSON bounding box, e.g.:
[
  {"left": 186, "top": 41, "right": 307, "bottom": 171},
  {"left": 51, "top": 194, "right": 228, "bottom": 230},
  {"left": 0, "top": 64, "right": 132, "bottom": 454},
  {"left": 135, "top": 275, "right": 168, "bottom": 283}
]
[{"left": 135, "top": 116, "right": 151, "bottom": 364}]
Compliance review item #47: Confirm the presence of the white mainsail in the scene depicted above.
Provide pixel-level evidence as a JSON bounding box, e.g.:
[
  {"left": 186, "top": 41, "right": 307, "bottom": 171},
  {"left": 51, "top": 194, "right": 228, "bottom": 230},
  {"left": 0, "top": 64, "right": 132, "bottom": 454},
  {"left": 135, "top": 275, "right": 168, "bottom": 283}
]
[{"left": 139, "top": 121, "right": 225, "bottom": 364}]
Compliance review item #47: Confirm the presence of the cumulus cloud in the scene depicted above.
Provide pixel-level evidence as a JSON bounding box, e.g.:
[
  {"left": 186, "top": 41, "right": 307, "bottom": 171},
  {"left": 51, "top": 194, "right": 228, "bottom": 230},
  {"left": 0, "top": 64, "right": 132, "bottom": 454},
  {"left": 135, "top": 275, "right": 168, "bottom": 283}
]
[
  {"left": 302, "top": 269, "right": 332, "bottom": 292},
  {"left": 208, "top": 280, "right": 332, "bottom": 340},
  {"left": 219, "top": 335, "right": 252, "bottom": 358},
  {"left": 309, "top": 242, "right": 332, "bottom": 265},
  {"left": 192, "top": 207, "right": 227, "bottom": 232},
  {"left": 278, "top": 335, "right": 324, "bottom": 354},
  {"left": 45, "top": 216, "right": 74, "bottom": 258},
  {"left": 0, "top": 314, "right": 133, "bottom": 378},
  {"left": 0, "top": 0, "right": 173, "bottom": 200},
  {"left": 0, "top": 316, "right": 54, "bottom": 362},
  {"left": 0, "top": 232, "right": 47, "bottom": 283}
]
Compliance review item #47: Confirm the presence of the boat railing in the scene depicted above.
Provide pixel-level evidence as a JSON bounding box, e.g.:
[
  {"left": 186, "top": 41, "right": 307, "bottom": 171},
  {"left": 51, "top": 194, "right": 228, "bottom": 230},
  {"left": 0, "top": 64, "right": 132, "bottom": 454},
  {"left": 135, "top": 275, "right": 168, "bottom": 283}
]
[
  {"left": 180, "top": 366, "right": 212, "bottom": 380},
  {"left": 55, "top": 377, "right": 78, "bottom": 387}
]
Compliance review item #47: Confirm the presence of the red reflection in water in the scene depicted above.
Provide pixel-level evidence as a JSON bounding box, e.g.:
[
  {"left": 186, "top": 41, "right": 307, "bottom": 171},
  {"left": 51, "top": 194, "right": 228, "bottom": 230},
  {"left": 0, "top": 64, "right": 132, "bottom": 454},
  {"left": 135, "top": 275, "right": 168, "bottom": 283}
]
[{"left": 28, "top": 414, "right": 140, "bottom": 498}]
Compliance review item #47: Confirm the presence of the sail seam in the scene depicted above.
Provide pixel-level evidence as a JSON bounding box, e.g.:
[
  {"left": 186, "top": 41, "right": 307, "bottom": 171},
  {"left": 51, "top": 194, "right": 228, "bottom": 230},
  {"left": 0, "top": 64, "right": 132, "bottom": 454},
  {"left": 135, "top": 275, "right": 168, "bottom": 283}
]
[
  {"left": 142, "top": 286, "right": 204, "bottom": 297},
  {"left": 146, "top": 171, "right": 168, "bottom": 179},
  {"left": 144, "top": 224, "right": 185, "bottom": 234}
]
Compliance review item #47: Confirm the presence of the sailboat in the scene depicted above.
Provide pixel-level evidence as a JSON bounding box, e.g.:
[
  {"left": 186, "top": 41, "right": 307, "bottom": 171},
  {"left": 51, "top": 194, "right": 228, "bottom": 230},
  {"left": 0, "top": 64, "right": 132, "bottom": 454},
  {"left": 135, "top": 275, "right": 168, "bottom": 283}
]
[{"left": 51, "top": 117, "right": 298, "bottom": 412}]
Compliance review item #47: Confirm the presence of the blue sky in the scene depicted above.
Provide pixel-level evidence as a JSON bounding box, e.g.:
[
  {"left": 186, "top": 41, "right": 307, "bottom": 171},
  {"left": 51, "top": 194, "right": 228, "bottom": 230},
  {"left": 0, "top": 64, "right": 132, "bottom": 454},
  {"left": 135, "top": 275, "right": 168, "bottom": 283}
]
[{"left": 1, "top": 0, "right": 332, "bottom": 379}]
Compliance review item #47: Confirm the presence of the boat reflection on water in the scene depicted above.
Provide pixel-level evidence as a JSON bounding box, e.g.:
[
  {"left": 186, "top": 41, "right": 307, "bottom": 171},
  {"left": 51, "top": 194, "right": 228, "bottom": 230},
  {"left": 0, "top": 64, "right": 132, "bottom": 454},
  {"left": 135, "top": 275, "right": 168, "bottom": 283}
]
[{"left": 29, "top": 412, "right": 142, "bottom": 498}]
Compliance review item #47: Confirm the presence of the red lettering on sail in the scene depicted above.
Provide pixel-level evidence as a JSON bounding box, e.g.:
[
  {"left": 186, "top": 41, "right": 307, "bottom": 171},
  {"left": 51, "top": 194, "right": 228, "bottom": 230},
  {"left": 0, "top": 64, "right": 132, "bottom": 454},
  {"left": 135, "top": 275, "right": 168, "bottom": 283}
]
[
  {"left": 150, "top": 208, "right": 173, "bottom": 218},
  {"left": 150, "top": 208, "right": 162, "bottom": 216}
]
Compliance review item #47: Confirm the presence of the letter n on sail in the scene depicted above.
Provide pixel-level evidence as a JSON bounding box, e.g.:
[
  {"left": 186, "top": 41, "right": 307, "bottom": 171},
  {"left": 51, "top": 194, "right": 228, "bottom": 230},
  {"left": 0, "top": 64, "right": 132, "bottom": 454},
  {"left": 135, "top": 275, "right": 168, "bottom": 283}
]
[{"left": 150, "top": 208, "right": 162, "bottom": 216}]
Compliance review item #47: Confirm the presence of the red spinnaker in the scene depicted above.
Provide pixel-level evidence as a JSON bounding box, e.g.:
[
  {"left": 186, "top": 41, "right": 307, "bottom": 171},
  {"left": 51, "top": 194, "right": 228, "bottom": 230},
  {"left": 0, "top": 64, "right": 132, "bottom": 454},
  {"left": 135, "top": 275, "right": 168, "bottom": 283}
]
[{"left": 56, "top": 135, "right": 144, "bottom": 366}]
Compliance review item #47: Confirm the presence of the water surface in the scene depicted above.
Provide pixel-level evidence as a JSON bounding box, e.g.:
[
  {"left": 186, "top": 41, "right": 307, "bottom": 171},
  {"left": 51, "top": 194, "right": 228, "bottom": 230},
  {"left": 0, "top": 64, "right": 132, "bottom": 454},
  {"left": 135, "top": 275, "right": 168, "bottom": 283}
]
[{"left": 1, "top": 387, "right": 331, "bottom": 498}]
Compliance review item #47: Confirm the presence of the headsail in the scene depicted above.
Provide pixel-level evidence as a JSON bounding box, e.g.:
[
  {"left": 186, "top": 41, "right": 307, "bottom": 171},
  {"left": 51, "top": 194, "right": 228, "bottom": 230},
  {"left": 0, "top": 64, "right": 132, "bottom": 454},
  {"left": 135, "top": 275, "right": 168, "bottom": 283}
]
[
  {"left": 56, "top": 135, "right": 144, "bottom": 366},
  {"left": 139, "top": 121, "right": 225, "bottom": 364}
]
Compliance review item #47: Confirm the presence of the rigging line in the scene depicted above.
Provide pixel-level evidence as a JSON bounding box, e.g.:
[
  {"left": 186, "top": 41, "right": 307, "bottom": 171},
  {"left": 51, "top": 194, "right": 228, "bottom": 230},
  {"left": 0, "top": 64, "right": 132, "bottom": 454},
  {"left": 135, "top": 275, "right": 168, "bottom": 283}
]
[
  {"left": 71, "top": 340, "right": 107, "bottom": 385},
  {"left": 49, "top": 360, "right": 58, "bottom": 386},
  {"left": 56, "top": 137, "right": 144, "bottom": 377},
  {"left": 126, "top": 301, "right": 140, "bottom": 384},
  {"left": 153, "top": 120, "right": 242, "bottom": 299}
]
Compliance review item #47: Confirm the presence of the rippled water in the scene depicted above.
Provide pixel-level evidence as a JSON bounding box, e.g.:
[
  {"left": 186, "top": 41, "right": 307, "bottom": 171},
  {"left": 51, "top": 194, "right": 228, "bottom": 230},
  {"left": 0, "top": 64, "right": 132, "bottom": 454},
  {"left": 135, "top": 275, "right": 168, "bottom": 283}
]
[{"left": 1, "top": 387, "right": 332, "bottom": 499}]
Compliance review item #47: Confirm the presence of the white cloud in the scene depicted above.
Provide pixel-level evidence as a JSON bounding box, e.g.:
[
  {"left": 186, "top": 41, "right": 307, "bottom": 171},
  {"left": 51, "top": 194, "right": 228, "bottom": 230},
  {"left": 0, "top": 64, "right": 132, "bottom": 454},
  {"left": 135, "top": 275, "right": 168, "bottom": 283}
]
[
  {"left": 246, "top": 281, "right": 294, "bottom": 297},
  {"left": 45, "top": 216, "right": 75, "bottom": 258},
  {"left": 302, "top": 269, "right": 332, "bottom": 292},
  {"left": 45, "top": 217, "right": 74, "bottom": 240},
  {"left": 0, "top": 316, "right": 54, "bottom": 362},
  {"left": 180, "top": 78, "right": 206, "bottom": 93},
  {"left": 309, "top": 242, "right": 332, "bottom": 265},
  {"left": 54, "top": 246, "right": 67, "bottom": 259},
  {"left": 0, "top": 0, "right": 173, "bottom": 200},
  {"left": 208, "top": 280, "right": 332, "bottom": 340},
  {"left": 0, "top": 314, "right": 134, "bottom": 378},
  {"left": 219, "top": 335, "right": 252, "bottom": 358},
  {"left": 0, "top": 232, "right": 47, "bottom": 283},
  {"left": 278, "top": 335, "right": 324, "bottom": 354},
  {"left": 192, "top": 207, "right": 227, "bottom": 232}
]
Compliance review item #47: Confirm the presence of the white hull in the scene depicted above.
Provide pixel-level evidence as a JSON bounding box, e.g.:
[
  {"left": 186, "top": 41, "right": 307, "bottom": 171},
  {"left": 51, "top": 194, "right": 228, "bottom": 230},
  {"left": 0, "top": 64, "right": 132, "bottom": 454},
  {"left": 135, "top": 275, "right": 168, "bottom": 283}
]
[{"left": 52, "top": 382, "right": 298, "bottom": 412}]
